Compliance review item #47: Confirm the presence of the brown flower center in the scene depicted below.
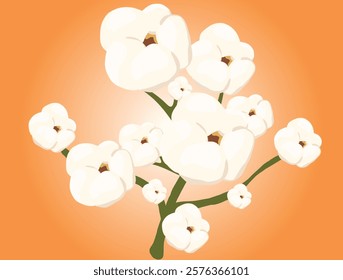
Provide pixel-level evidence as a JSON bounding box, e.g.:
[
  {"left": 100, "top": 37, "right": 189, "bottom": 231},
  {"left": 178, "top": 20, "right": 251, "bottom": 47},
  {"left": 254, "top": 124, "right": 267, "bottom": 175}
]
[
  {"left": 240, "top": 195, "right": 244, "bottom": 199},
  {"left": 98, "top": 163, "right": 110, "bottom": 173},
  {"left": 248, "top": 109, "right": 256, "bottom": 116},
  {"left": 207, "top": 131, "right": 223, "bottom": 144},
  {"left": 299, "top": 141, "right": 306, "bottom": 148},
  {"left": 221, "top": 56, "right": 233, "bottom": 66},
  {"left": 53, "top": 126, "right": 61, "bottom": 133},
  {"left": 180, "top": 88, "right": 184, "bottom": 91},
  {"left": 155, "top": 190, "right": 159, "bottom": 194},
  {"left": 187, "top": 226, "right": 194, "bottom": 233},
  {"left": 143, "top": 33, "right": 158, "bottom": 47},
  {"left": 141, "top": 137, "right": 149, "bottom": 144}
]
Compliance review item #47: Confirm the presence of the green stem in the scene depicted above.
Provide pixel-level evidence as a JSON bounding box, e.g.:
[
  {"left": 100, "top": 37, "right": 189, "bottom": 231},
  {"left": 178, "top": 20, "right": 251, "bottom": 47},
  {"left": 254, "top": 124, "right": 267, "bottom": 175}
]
[
  {"left": 149, "top": 220, "right": 165, "bottom": 260},
  {"left": 61, "top": 148, "right": 69, "bottom": 158},
  {"left": 135, "top": 176, "right": 148, "bottom": 188},
  {"left": 145, "top": 91, "right": 178, "bottom": 119},
  {"left": 166, "top": 176, "right": 186, "bottom": 208},
  {"left": 153, "top": 157, "right": 179, "bottom": 175},
  {"left": 218, "top": 92, "right": 224, "bottom": 104},
  {"left": 176, "top": 155, "right": 281, "bottom": 209}
]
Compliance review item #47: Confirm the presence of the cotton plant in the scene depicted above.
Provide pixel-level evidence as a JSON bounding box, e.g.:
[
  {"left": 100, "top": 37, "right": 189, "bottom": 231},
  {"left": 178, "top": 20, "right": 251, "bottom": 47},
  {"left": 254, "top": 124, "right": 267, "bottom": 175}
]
[{"left": 28, "top": 3, "right": 322, "bottom": 259}]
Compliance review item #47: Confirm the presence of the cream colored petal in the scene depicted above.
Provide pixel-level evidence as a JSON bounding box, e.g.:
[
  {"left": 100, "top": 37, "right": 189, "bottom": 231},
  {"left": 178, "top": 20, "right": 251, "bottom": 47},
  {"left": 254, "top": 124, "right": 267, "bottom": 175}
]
[
  {"left": 256, "top": 100, "right": 273, "bottom": 128},
  {"left": 175, "top": 203, "right": 202, "bottom": 220},
  {"left": 142, "top": 185, "right": 157, "bottom": 203},
  {"left": 42, "top": 103, "right": 68, "bottom": 118},
  {"left": 31, "top": 126, "right": 57, "bottom": 150},
  {"left": 98, "top": 141, "right": 120, "bottom": 158},
  {"left": 226, "top": 96, "right": 250, "bottom": 112},
  {"left": 297, "top": 145, "right": 321, "bottom": 168},
  {"left": 224, "top": 59, "right": 255, "bottom": 95},
  {"left": 162, "top": 212, "right": 187, "bottom": 235},
  {"left": 247, "top": 115, "right": 267, "bottom": 137},
  {"left": 53, "top": 115, "right": 76, "bottom": 131},
  {"left": 166, "top": 228, "right": 191, "bottom": 251},
  {"left": 148, "top": 128, "right": 163, "bottom": 148},
  {"left": 89, "top": 171, "right": 126, "bottom": 206},
  {"left": 221, "top": 128, "right": 254, "bottom": 180},
  {"left": 109, "top": 149, "right": 135, "bottom": 190},
  {"left": 277, "top": 142, "right": 303, "bottom": 165},
  {"left": 66, "top": 143, "right": 99, "bottom": 176},
  {"left": 157, "top": 15, "right": 191, "bottom": 68},
  {"left": 119, "top": 124, "right": 141, "bottom": 144},
  {"left": 142, "top": 3, "right": 171, "bottom": 31},
  {"left": 159, "top": 120, "right": 207, "bottom": 159},
  {"left": 105, "top": 39, "right": 178, "bottom": 91},
  {"left": 51, "top": 130, "right": 75, "bottom": 152},
  {"left": 178, "top": 142, "right": 227, "bottom": 183},
  {"left": 187, "top": 40, "right": 230, "bottom": 92},
  {"left": 122, "top": 141, "right": 159, "bottom": 167},
  {"left": 154, "top": 192, "right": 167, "bottom": 204},
  {"left": 219, "top": 110, "right": 248, "bottom": 134},
  {"left": 200, "top": 23, "right": 240, "bottom": 47},
  {"left": 185, "top": 231, "right": 209, "bottom": 253},
  {"left": 29, "top": 112, "right": 54, "bottom": 135},
  {"left": 172, "top": 92, "right": 224, "bottom": 134},
  {"left": 100, "top": 7, "right": 143, "bottom": 50},
  {"left": 274, "top": 127, "right": 299, "bottom": 150},
  {"left": 309, "top": 133, "right": 322, "bottom": 147},
  {"left": 288, "top": 118, "right": 314, "bottom": 134},
  {"left": 220, "top": 41, "right": 254, "bottom": 60},
  {"left": 69, "top": 167, "right": 98, "bottom": 206}
]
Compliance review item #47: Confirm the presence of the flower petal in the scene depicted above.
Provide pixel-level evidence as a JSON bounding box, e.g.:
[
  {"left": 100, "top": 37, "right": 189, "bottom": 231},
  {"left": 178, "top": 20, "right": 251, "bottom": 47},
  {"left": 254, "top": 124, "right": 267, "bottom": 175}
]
[
  {"left": 51, "top": 130, "right": 75, "bottom": 152},
  {"left": 122, "top": 141, "right": 159, "bottom": 167},
  {"left": 162, "top": 212, "right": 187, "bottom": 235},
  {"left": 185, "top": 230, "right": 209, "bottom": 253},
  {"left": 100, "top": 7, "right": 142, "bottom": 50},
  {"left": 221, "top": 128, "right": 254, "bottom": 180},
  {"left": 224, "top": 59, "right": 255, "bottom": 95},
  {"left": 296, "top": 145, "right": 321, "bottom": 168},
  {"left": 66, "top": 143, "right": 99, "bottom": 176},
  {"left": 42, "top": 103, "right": 69, "bottom": 118},
  {"left": 187, "top": 40, "right": 230, "bottom": 92},
  {"left": 277, "top": 142, "right": 303, "bottom": 165},
  {"left": 105, "top": 38, "right": 178, "bottom": 91},
  {"left": 157, "top": 15, "right": 191, "bottom": 68},
  {"left": 165, "top": 228, "right": 191, "bottom": 251},
  {"left": 256, "top": 100, "right": 274, "bottom": 128},
  {"left": 29, "top": 112, "right": 54, "bottom": 135},
  {"left": 31, "top": 126, "right": 57, "bottom": 150},
  {"left": 109, "top": 149, "right": 135, "bottom": 190},
  {"left": 200, "top": 23, "right": 240, "bottom": 47},
  {"left": 247, "top": 115, "right": 267, "bottom": 137}
]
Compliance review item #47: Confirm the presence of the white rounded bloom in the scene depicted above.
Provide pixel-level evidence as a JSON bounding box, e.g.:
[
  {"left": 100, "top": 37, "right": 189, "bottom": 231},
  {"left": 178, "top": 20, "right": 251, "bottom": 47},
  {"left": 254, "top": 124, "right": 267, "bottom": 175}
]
[
  {"left": 119, "top": 122, "right": 163, "bottom": 167},
  {"left": 160, "top": 93, "right": 254, "bottom": 184},
  {"left": 167, "top": 76, "right": 192, "bottom": 100},
  {"left": 274, "top": 118, "right": 322, "bottom": 167},
  {"left": 101, "top": 4, "right": 191, "bottom": 91},
  {"left": 187, "top": 23, "right": 255, "bottom": 95},
  {"left": 227, "top": 184, "right": 252, "bottom": 209},
  {"left": 162, "top": 204, "right": 209, "bottom": 253},
  {"left": 66, "top": 141, "right": 135, "bottom": 207},
  {"left": 28, "top": 103, "right": 76, "bottom": 152},
  {"left": 226, "top": 94, "right": 273, "bottom": 137},
  {"left": 142, "top": 179, "right": 167, "bottom": 204}
]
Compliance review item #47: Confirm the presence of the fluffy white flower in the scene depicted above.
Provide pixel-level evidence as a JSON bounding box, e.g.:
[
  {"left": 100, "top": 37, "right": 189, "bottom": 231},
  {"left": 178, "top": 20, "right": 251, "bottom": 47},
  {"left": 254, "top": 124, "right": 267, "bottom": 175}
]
[
  {"left": 227, "top": 184, "right": 252, "bottom": 209},
  {"left": 167, "top": 76, "right": 192, "bottom": 100},
  {"left": 274, "top": 118, "right": 322, "bottom": 167},
  {"left": 66, "top": 141, "right": 134, "bottom": 207},
  {"left": 119, "top": 122, "right": 163, "bottom": 167},
  {"left": 28, "top": 103, "right": 76, "bottom": 152},
  {"left": 187, "top": 23, "right": 255, "bottom": 95},
  {"left": 226, "top": 94, "right": 273, "bottom": 137},
  {"left": 162, "top": 204, "right": 209, "bottom": 253},
  {"left": 101, "top": 4, "right": 191, "bottom": 91},
  {"left": 142, "top": 179, "right": 167, "bottom": 204},
  {"left": 160, "top": 92, "right": 254, "bottom": 183}
]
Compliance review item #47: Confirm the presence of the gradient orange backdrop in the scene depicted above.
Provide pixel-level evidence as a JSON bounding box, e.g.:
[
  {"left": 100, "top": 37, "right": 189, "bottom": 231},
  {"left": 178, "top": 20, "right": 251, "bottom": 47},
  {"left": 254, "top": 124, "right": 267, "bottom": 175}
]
[{"left": 1, "top": 0, "right": 342, "bottom": 259}]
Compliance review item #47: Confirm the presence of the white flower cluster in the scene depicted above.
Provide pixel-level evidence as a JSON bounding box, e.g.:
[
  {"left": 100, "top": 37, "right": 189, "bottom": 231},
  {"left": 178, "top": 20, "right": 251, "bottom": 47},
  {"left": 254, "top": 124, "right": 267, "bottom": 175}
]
[{"left": 28, "top": 3, "right": 322, "bottom": 257}]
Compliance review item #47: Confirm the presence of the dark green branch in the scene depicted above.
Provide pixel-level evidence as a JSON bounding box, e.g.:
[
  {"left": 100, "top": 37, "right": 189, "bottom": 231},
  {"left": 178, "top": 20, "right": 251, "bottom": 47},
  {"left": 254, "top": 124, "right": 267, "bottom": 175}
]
[
  {"left": 166, "top": 176, "right": 186, "bottom": 207},
  {"left": 135, "top": 176, "right": 148, "bottom": 188},
  {"left": 61, "top": 148, "right": 69, "bottom": 158},
  {"left": 154, "top": 157, "right": 179, "bottom": 175},
  {"left": 145, "top": 91, "right": 178, "bottom": 119},
  {"left": 218, "top": 92, "right": 224, "bottom": 104},
  {"left": 176, "top": 155, "right": 281, "bottom": 209}
]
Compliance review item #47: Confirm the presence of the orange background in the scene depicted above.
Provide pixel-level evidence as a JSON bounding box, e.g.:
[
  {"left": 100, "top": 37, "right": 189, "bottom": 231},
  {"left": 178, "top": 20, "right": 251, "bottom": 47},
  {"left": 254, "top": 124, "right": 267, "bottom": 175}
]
[{"left": 1, "top": 0, "right": 342, "bottom": 259}]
